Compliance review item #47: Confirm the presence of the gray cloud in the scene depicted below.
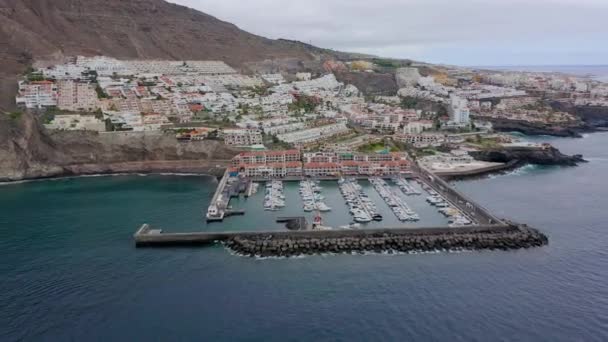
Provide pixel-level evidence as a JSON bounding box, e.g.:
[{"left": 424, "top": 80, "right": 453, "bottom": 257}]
[{"left": 169, "top": 0, "right": 608, "bottom": 65}]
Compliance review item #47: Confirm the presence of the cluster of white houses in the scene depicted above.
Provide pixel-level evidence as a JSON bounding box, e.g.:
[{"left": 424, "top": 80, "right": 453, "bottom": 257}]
[
  {"left": 229, "top": 150, "right": 410, "bottom": 178},
  {"left": 223, "top": 129, "right": 263, "bottom": 146}
]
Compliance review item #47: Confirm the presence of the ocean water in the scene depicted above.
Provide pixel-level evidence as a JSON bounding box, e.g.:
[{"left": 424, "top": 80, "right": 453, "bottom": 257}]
[
  {"left": 2, "top": 134, "right": 608, "bottom": 341},
  {"left": 483, "top": 65, "right": 608, "bottom": 82}
]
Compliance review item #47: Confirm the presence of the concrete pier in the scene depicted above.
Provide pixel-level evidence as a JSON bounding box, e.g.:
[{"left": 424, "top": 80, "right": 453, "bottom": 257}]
[{"left": 133, "top": 222, "right": 548, "bottom": 256}]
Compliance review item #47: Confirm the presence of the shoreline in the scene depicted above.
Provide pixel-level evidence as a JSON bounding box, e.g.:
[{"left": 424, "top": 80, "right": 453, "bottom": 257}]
[
  {"left": 0, "top": 159, "right": 230, "bottom": 184},
  {"left": 0, "top": 172, "right": 218, "bottom": 186}
]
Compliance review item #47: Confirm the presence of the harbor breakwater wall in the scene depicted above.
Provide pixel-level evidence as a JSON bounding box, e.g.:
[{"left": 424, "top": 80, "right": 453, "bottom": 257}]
[{"left": 134, "top": 224, "right": 549, "bottom": 257}]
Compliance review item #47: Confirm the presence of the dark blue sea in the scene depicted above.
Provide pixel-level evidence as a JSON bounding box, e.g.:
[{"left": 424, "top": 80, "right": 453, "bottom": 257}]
[{"left": 1, "top": 133, "right": 608, "bottom": 341}]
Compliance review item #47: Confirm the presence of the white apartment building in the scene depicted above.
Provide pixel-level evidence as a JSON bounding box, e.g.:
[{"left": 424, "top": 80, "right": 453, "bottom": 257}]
[
  {"left": 276, "top": 122, "right": 349, "bottom": 145},
  {"left": 261, "top": 74, "right": 286, "bottom": 85},
  {"left": 223, "top": 129, "right": 263, "bottom": 146},
  {"left": 403, "top": 120, "right": 434, "bottom": 134},
  {"left": 394, "top": 133, "right": 446, "bottom": 147},
  {"left": 448, "top": 95, "right": 470, "bottom": 125},
  {"left": 16, "top": 81, "right": 58, "bottom": 109},
  {"left": 263, "top": 122, "right": 305, "bottom": 135},
  {"left": 296, "top": 72, "right": 312, "bottom": 81}
]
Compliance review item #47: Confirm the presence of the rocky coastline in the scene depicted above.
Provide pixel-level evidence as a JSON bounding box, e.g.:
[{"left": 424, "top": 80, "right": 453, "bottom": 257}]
[
  {"left": 474, "top": 116, "right": 589, "bottom": 137},
  {"left": 470, "top": 145, "right": 585, "bottom": 167},
  {"left": 223, "top": 226, "right": 549, "bottom": 258},
  {"left": 0, "top": 112, "right": 238, "bottom": 182}
]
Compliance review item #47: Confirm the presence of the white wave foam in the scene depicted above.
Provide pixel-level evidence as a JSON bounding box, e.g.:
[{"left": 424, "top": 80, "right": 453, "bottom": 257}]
[{"left": 224, "top": 245, "right": 474, "bottom": 260}]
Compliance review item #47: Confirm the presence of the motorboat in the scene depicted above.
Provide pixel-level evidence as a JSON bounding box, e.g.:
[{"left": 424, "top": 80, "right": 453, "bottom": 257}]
[{"left": 315, "top": 202, "right": 332, "bottom": 212}]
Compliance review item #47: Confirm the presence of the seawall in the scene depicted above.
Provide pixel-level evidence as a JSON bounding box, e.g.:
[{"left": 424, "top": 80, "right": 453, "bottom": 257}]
[{"left": 134, "top": 224, "right": 549, "bottom": 257}]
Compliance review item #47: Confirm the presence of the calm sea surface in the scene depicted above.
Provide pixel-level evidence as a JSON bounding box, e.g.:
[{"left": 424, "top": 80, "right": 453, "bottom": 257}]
[
  {"left": 484, "top": 65, "right": 608, "bottom": 82},
  {"left": 2, "top": 133, "right": 608, "bottom": 341}
]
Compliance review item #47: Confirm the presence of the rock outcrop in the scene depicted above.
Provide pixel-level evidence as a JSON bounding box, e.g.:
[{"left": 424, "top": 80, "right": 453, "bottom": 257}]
[
  {"left": 473, "top": 116, "right": 586, "bottom": 137},
  {"left": 335, "top": 71, "right": 398, "bottom": 96},
  {"left": 395, "top": 67, "right": 422, "bottom": 88},
  {"left": 469, "top": 146, "right": 585, "bottom": 167}
]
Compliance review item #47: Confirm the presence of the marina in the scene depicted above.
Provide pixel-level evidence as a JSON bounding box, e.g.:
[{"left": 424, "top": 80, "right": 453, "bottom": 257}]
[
  {"left": 394, "top": 177, "right": 422, "bottom": 195},
  {"left": 299, "top": 180, "right": 331, "bottom": 212},
  {"left": 204, "top": 175, "right": 470, "bottom": 231},
  {"left": 193, "top": 149, "right": 511, "bottom": 246},
  {"left": 338, "top": 178, "right": 383, "bottom": 224},
  {"left": 369, "top": 177, "right": 420, "bottom": 222},
  {"left": 137, "top": 162, "right": 548, "bottom": 256},
  {"left": 263, "top": 180, "right": 285, "bottom": 211}
]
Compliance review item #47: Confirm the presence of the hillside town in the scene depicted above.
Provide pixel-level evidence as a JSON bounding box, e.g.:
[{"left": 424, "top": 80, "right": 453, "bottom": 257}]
[{"left": 14, "top": 56, "right": 607, "bottom": 171}]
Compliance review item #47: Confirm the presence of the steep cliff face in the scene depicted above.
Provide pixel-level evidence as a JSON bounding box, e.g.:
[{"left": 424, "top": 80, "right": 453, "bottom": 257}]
[
  {"left": 0, "top": 112, "right": 238, "bottom": 181},
  {"left": 473, "top": 116, "right": 587, "bottom": 137},
  {"left": 550, "top": 101, "right": 608, "bottom": 128},
  {"left": 469, "top": 146, "right": 585, "bottom": 167}
]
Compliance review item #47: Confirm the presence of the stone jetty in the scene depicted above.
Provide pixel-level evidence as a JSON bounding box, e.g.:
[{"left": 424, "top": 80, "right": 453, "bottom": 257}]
[
  {"left": 224, "top": 226, "right": 548, "bottom": 257},
  {"left": 135, "top": 224, "right": 548, "bottom": 257}
]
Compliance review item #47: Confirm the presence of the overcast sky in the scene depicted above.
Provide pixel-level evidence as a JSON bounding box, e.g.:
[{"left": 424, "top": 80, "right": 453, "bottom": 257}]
[{"left": 169, "top": 0, "right": 608, "bottom": 66}]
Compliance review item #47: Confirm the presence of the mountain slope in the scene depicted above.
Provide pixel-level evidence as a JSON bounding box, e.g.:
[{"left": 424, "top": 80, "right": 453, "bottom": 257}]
[
  {"left": 0, "top": 0, "right": 333, "bottom": 109},
  {"left": 1, "top": 0, "right": 332, "bottom": 180}
]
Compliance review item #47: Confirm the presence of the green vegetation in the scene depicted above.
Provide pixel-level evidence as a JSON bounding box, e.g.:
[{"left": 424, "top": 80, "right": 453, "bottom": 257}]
[
  {"left": 95, "top": 84, "right": 108, "bottom": 99},
  {"left": 22, "top": 66, "right": 36, "bottom": 75},
  {"left": 26, "top": 72, "right": 46, "bottom": 82},
  {"left": 416, "top": 148, "right": 438, "bottom": 157},
  {"left": 263, "top": 133, "right": 293, "bottom": 150},
  {"left": 288, "top": 95, "right": 319, "bottom": 114},
  {"left": 40, "top": 111, "right": 55, "bottom": 124},
  {"left": 372, "top": 58, "right": 412, "bottom": 69},
  {"left": 357, "top": 141, "right": 399, "bottom": 153},
  {"left": 372, "top": 58, "right": 399, "bottom": 68},
  {"left": 94, "top": 109, "right": 104, "bottom": 120},
  {"left": 8, "top": 111, "right": 23, "bottom": 121},
  {"left": 400, "top": 96, "right": 419, "bottom": 109},
  {"left": 464, "top": 135, "right": 502, "bottom": 149},
  {"left": 248, "top": 85, "right": 272, "bottom": 96}
]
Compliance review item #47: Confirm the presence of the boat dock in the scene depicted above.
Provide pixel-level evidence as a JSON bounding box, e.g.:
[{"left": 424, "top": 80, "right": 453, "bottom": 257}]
[
  {"left": 133, "top": 222, "right": 548, "bottom": 257},
  {"left": 206, "top": 172, "right": 249, "bottom": 222}
]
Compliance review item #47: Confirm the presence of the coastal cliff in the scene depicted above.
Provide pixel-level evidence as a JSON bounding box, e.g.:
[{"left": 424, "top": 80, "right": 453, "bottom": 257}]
[
  {"left": 469, "top": 146, "right": 585, "bottom": 167},
  {"left": 0, "top": 112, "right": 238, "bottom": 182},
  {"left": 473, "top": 116, "right": 586, "bottom": 137}
]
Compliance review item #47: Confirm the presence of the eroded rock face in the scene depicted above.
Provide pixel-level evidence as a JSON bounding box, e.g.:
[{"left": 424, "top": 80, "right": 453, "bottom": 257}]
[
  {"left": 0, "top": 112, "right": 238, "bottom": 181},
  {"left": 335, "top": 71, "right": 398, "bottom": 96},
  {"left": 472, "top": 116, "right": 587, "bottom": 137},
  {"left": 469, "top": 146, "right": 585, "bottom": 166}
]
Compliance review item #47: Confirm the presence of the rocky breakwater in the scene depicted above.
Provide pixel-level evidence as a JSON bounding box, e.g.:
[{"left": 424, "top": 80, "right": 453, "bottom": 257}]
[
  {"left": 224, "top": 226, "right": 548, "bottom": 258},
  {"left": 470, "top": 146, "right": 585, "bottom": 167}
]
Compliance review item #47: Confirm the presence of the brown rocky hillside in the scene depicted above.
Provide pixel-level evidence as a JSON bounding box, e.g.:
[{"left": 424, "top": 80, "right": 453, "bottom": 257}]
[{"left": 0, "top": 0, "right": 337, "bottom": 109}]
